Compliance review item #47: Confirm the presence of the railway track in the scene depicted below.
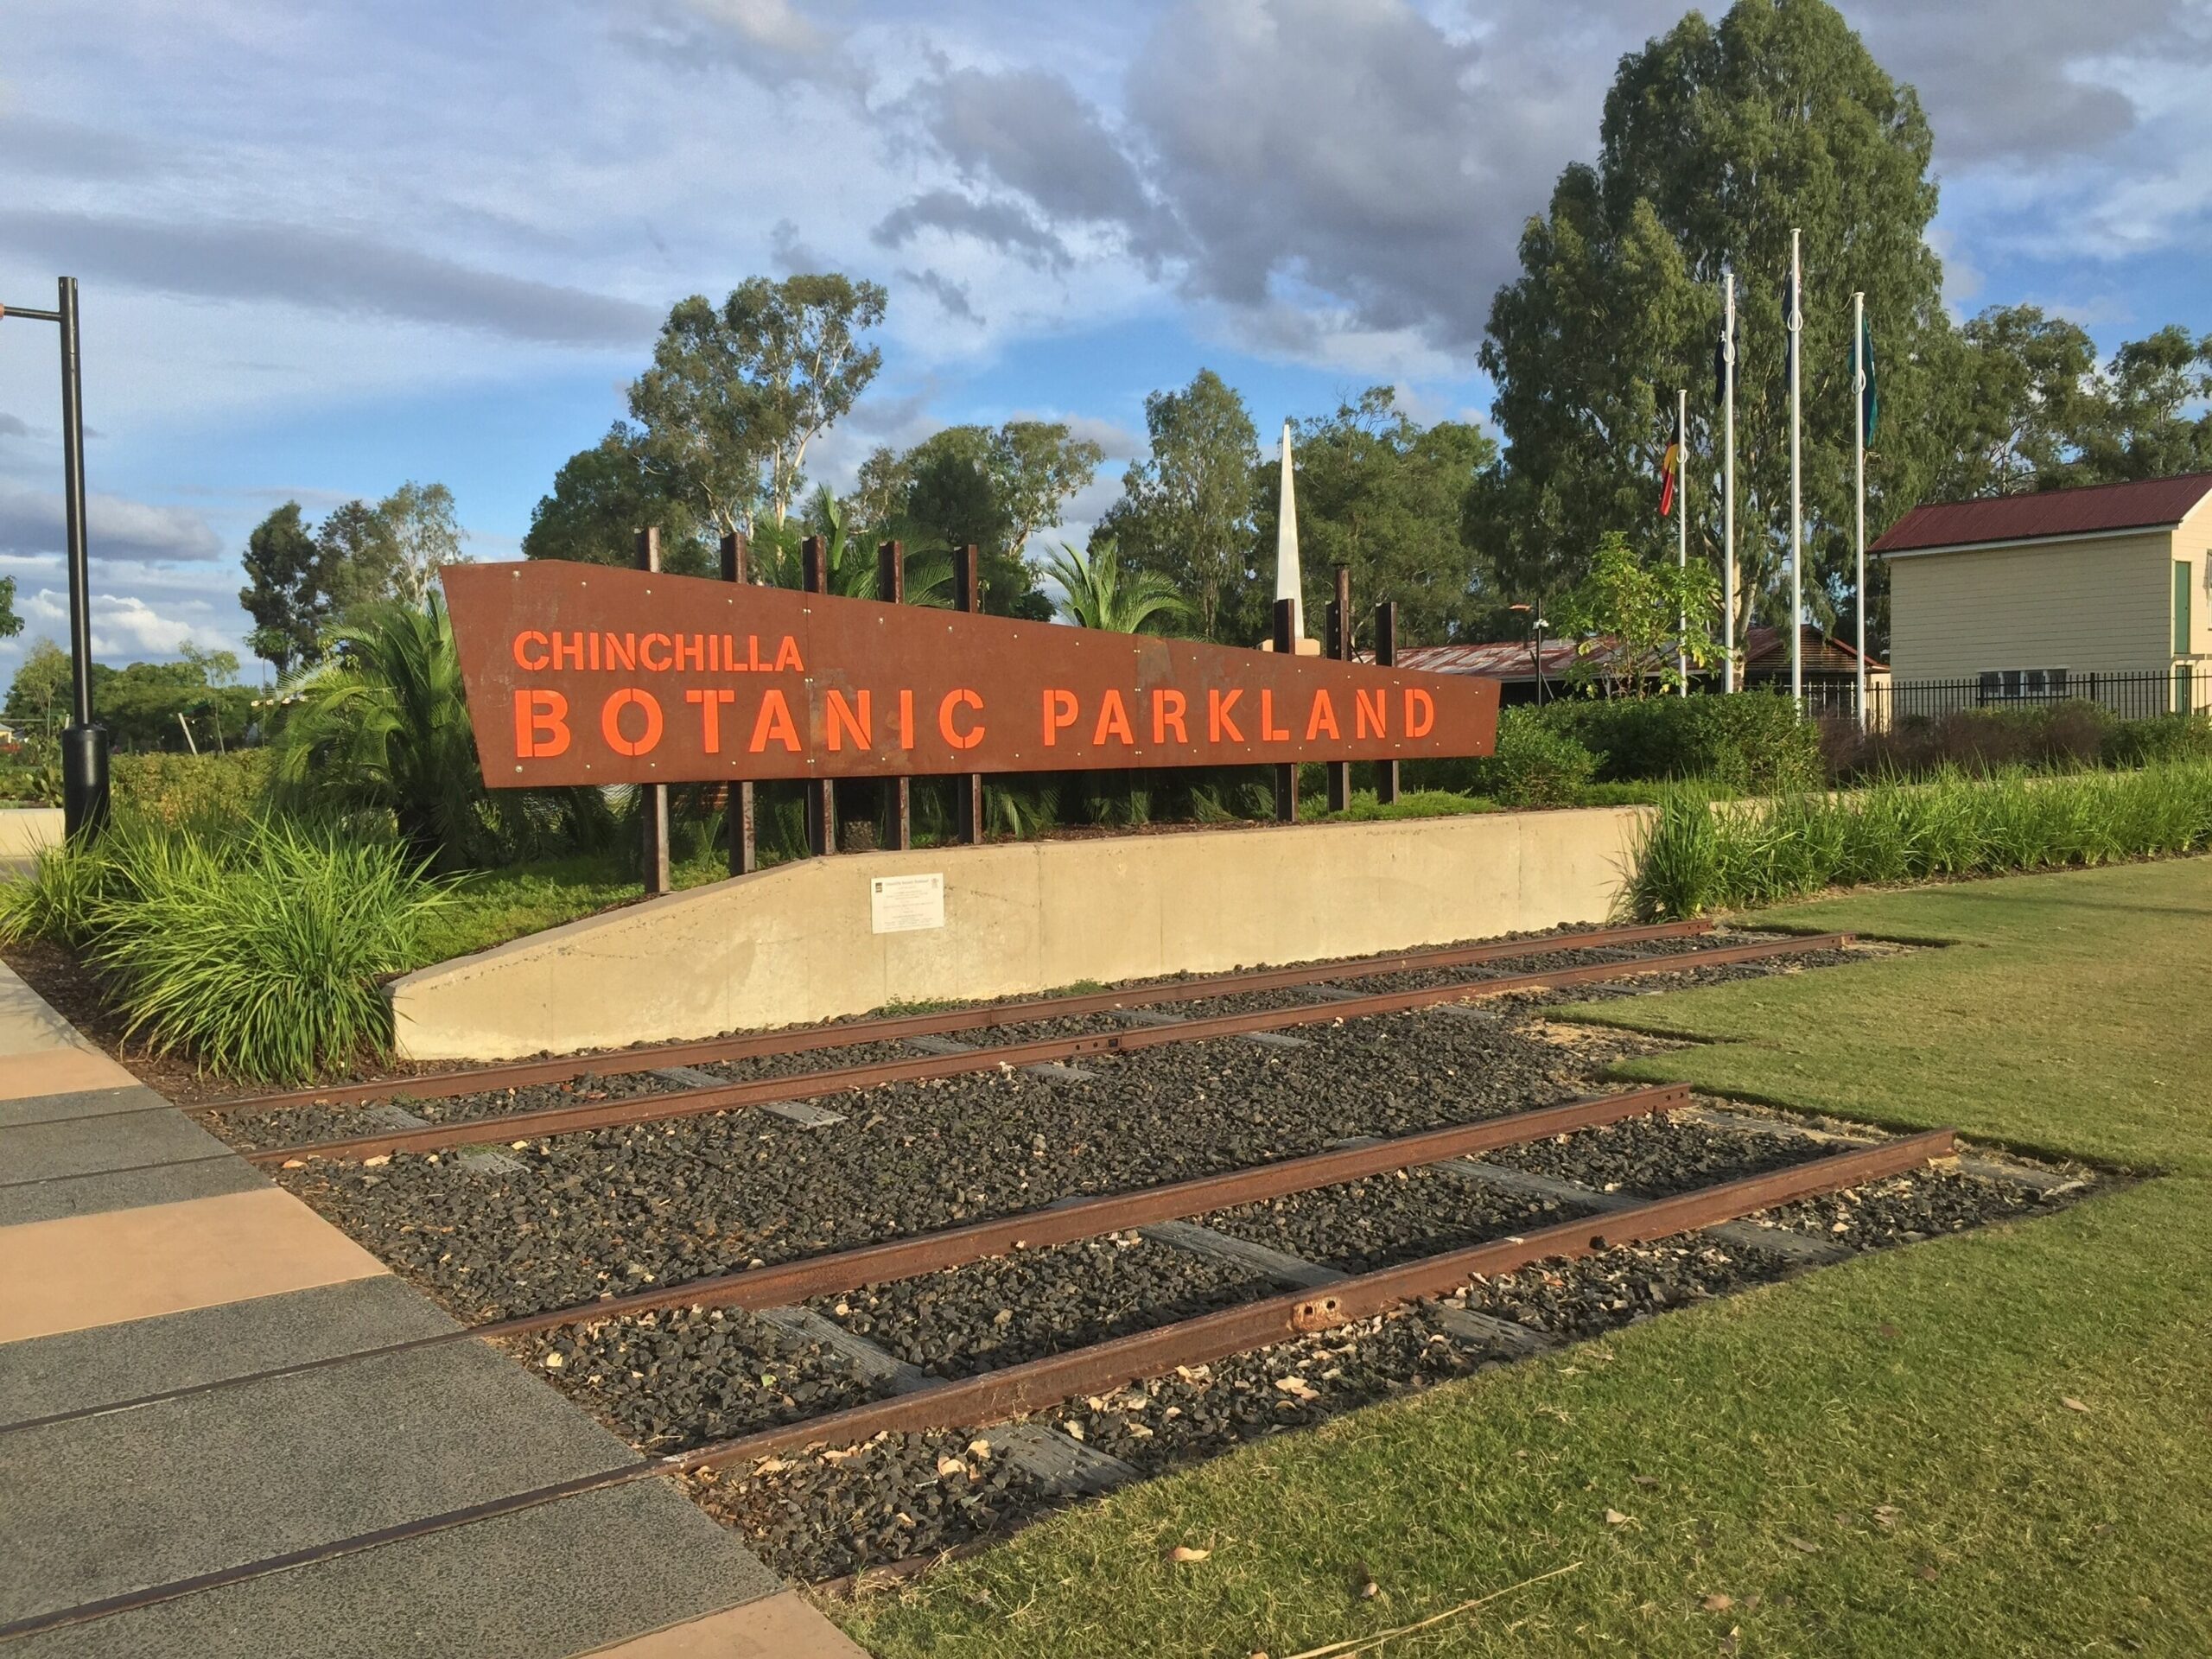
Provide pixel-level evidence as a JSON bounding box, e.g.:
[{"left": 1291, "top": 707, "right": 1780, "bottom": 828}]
[
  {"left": 2, "top": 914, "right": 2093, "bottom": 1640},
  {"left": 219, "top": 927, "right": 1859, "bottom": 1166},
  {"left": 10, "top": 1092, "right": 2052, "bottom": 1640},
  {"left": 196, "top": 918, "right": 1719, "bottom": 1116}
]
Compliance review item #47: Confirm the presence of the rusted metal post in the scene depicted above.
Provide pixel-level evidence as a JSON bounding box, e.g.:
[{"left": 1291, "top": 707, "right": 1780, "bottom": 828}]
[
  {"left": 1272, "top": 597, "right": 1298, "bottom": 822},
  {"left": 1375, "top": 600, "right": 1400, "bottom": 805},
  {"left": 636, "top": 528, "right": 673, "bottom": 894},
  {"left": 953, "top": 544, "right": 986, "bottom": 844},
  {"left": 719, "top": 531, "right": 756, "bottom": 876},
  {"left": 802, "top": 536, "right": 835, "bottom": 856},
  {"left": 1326, "top": 564, "right": 1351, "bottom": 813},
  {"left": 877, "top": 539, "right": 912, "bottom": 851}
]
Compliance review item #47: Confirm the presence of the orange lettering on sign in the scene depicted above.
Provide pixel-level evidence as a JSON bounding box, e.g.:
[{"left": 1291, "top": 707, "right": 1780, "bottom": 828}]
[
  {"left": 1042, "top": 688, "right": 1079, "bottom": 746},
  {"left": 685, "top": 687, "right": 734, "bottom": 753},
  {"left": 605, "top": 633, "right": 636, "bottom": 671},
  {"left": 1305, "top": 689, "right": 1340, "bottom": 741},
  {"left": 553, "top": 632, "right": 585, "bottom": 671},
  {"left": 749, "top": 690, "right": 802, "bottom": 753},
  {"left": 1260, "top": 689, "right": 1289, "bottom": 742},
  {"left": 1208, "top": 688, "right": 1244, "bottom": 743},
  {"left": 1093, "top": 689, "right": 1135, "bottom": 747},
  {"left": 639, "top": 632, "right": 672, "bottom": 671},
  {"left": 512, "top": 630, "right": 550, "bottom": 671},
  {"left": 1152, "top": 688, "right": 1188, "bottom": 745},
  {"left": 940, "top": 689, "right": 984, "bottom": 750},
  {"left": 721, "top": 634, "right": 743, "bottom": 672},
  {"left": 898, "top": 688, "right": 916, "bottom": 750},
  {"left": 601, "top": 687, "right": 663, "bottom": 757},
  {"left": 773, "top": 636, "right": 804, "bottom": 671},
  {"left": 825, "top": 689, "right": 873, "bottom": 752},
  {"left": 588, "top": 632, "right": 601, "bottom": 671},
  {"left": 1354, "top": 687, "right": 1386, "bottom": 739},
  {"left": 674, "top": 633, "right": 708, "bottom": 672},
  {"left": 513, "top": 689, "right": 569, "bottom": 759},
  {"left": 1404, "top": 687, "right": 1435, "bottom": 739}
]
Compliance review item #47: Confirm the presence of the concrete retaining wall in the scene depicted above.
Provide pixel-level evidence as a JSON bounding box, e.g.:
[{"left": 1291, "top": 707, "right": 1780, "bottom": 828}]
[
  {"left": 391, "top": 804, "right": 1656, "bottom": 1062},
  {"left": 0, "top": 808, "right": 64, "bottom": 861}
]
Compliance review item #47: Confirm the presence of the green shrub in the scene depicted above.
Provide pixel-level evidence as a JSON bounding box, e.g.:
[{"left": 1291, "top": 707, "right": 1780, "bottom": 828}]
[
  {"left": 1538, "top": 693, "right": 1819, "bottom": 792},
  {"left": 112, "top": 750, "right": 272, "bottom": 828},
  {"left": 87, "top": 820, "right": 448, "bottom": 1082},
  {"left": 1469, "top": 709, "right": 1600, "bottom": 807},
  {"left": 1624, "top": 761, "right": 2212, "bottom": 919},
  {"left": 1321, "top": 788, "right": 1496, "bottom": 823},
  {"left": 2104, "top": 715, "right": 2212, "bottom": 768}
]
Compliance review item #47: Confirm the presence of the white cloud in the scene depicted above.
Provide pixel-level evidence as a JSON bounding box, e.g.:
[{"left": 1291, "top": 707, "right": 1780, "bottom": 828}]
[
  {"left": 0, "top": 489, "right": 223, "bottom": 563},
  {"left": 18, "top": 588, "right": 202, "bottom": 658}
]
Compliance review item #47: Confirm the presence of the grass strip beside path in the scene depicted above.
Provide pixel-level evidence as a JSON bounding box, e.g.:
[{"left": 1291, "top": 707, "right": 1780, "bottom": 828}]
[{"left": 836, "top": 856, "right": 2212, "bottom": 1658}]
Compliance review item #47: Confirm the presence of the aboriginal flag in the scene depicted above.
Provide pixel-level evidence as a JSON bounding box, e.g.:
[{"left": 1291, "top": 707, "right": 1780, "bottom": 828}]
[{"left": 1659, "top": 442, "right": 1681, "bottom": 518}]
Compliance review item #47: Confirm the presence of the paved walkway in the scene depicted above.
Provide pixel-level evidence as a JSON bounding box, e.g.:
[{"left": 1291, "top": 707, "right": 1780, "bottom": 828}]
[{"left": 0, "top": 962, "right": 867, "bottom": 1658}]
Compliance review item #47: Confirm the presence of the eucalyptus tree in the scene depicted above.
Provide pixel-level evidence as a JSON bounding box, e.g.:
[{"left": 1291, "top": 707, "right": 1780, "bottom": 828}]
[
  {"left": 1095, "top": 370, "right": 1261, "bottom": 643},
  {"left": 626, "top": 273, "right": 887, "bottom": 538},
  {"left": 1250, "top": 388, "right": 1496, "bottom": 649},
  {"left": 1476, "top": 0, "right": 1954, "bottom": 639}
]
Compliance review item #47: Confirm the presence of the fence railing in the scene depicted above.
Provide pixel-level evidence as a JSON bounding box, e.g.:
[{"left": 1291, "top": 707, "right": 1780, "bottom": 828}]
[{"left": 1806, "top": 669, "right": 2212, "bottom": 725}]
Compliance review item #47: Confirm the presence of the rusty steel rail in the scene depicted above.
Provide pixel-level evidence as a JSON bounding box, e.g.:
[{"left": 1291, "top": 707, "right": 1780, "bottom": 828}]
[
  {"left": 467, "top": 1084, "right": 1694, "bottom": 1341},
  {"left": 0, "top": 1123, "right": 1952, "bottom": 1642},
  {"left": 3, "top": 1088, "right": 1689, "bottom": 1441},
  {"left": 248, "top": 933, "right": 1852, "bottom": 1165},
  {"left": 664, "top": 1127, "right": 1957, "bottom": 1475},
  {"left": 198, "top": 918, "right": 1713, "bottom": 1116}
]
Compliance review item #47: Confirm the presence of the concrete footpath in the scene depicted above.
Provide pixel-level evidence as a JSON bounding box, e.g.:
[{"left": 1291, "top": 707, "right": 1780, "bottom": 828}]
[{"left": 0, "top": 962, "right": 868, "bottom": 1658}]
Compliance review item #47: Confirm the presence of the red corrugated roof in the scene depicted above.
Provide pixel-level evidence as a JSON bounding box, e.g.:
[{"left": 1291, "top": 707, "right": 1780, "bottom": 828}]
[{"left": 1872, "top": 473, "right": 2212, "bottom": 555}]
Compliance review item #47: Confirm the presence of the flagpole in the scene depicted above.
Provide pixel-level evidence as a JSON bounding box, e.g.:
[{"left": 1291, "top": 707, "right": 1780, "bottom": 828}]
[
  {"left": 1676, "top": 385, "right": 1688, "bottom": 696},
  {"left": 1789, "top": 226, "right": 1803, "bottom": 710},
  {"left": 1722, "top": 270, "right": 1738, "bottom": 694},
  {"left": 1853, "top": 289, "right": 1867, "bottom": 730}
]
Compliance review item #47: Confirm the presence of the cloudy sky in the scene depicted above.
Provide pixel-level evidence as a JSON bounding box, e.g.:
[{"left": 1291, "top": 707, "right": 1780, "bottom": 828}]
[{"left": 3, "top": 0, "right": 2209, "bottom": 683}]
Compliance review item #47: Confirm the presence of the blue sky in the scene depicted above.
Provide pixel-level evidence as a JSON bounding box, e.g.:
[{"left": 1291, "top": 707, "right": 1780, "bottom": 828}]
[{"left": 3, "top": 0, "right": 2209, "bottom": 684}]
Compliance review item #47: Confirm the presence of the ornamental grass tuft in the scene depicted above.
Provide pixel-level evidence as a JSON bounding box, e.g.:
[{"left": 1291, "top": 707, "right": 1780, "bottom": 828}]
[
  {"left": 1626, "top": 760, "right": 2212, "bottom": 919},
  {"left": 84, "top": 821, "right": 446, "bottom": 1083},
  {"left": 0, "top": 817, "right": 448, "bottom": 1084}
]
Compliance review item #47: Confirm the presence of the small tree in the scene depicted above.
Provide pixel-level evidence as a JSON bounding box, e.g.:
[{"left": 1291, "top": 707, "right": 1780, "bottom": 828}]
[{"left": 1554, "top": 531, "right": 1720, "bottom": 698}]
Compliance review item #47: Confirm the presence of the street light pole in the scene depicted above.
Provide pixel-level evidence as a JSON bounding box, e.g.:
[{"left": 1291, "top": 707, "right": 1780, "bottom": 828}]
[{"left": 1, "top": 276, "right": 108, "bottom": 837}]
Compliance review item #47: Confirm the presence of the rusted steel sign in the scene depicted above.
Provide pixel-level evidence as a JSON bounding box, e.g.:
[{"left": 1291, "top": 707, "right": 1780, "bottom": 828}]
[{"left": 442, "top": 562, "right": 1499, "bottom": 786}]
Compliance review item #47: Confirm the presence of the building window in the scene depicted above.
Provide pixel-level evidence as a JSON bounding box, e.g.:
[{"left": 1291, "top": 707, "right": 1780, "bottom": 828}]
[
  {"left": 1977, "top": 667, "right": 2069, "bottom": 702},
  {"left": 2177, "top": 560, "right": 2195, "bottom": 657}
]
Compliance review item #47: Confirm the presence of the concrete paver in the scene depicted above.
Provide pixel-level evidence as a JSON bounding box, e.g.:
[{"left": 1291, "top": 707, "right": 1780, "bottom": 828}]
[
  {"left": 0, "top": 1083, "right": 174, "bottom": 1129},
  {"left": 0, "top": 1154, "right": 264, "bottom": 1228},
  {"left": 0, "top": 1185, "right": 387, "bottom": 1344},
  {"left": 0, "top": 1275, "right": 455, "bottom": 1428},
  {"left": 6, "top": 1478, "right": 786, "bottom": 1659},
  {"left": 0, "top": 957, "right": 860, "bottom": 1657}
]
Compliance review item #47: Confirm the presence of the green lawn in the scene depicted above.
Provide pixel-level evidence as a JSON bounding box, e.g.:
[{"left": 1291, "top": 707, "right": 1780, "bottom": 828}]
[{"left": 836, "top": 856, "right": 2212, "bottom": 1658}]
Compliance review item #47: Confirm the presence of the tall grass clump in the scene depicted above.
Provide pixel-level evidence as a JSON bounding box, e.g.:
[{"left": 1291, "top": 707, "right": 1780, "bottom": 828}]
[
  {"left": 2, "top": 817, "right": 448, "bottom": 1083},
  {"left": 1625, "top": 760, "right": 2212, "bottom": 919},
  {"left": 85, "top": 821, "right": 447, "bottom": 1082}
]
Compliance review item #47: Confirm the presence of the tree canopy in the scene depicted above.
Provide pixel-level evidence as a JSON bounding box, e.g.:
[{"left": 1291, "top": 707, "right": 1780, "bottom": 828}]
[
  {"left": 1096, "top": 370, "right": 1262, "bottom": 643},
  {"left": 1478, "top": 0, "right": 1951, "bottom": 645},
  {"left": 1252, "top": 388, "right": 1497, "bottom": 651},
  {"left": 241, "top": 484, "right": 469, "bottom": 672},
  {"left": 627, "top": 274, "right": 887, "bottom": 538}
]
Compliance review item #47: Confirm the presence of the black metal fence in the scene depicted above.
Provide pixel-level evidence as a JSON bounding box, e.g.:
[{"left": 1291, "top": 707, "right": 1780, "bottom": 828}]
[{"left": 1801, "top": 669, "right": 2212, "bottom": 725}]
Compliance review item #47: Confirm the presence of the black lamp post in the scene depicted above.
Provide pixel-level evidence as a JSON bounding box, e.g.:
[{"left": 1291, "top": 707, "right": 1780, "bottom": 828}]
[{"left": 0, "top": 276, "right": 107, "bottom": 838}]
